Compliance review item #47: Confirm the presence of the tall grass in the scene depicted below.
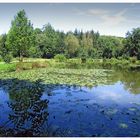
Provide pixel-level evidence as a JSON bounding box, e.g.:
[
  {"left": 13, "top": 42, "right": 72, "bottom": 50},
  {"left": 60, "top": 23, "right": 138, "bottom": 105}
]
[{"left": 0, "top": 63, "right": 16, "bottom": 72}]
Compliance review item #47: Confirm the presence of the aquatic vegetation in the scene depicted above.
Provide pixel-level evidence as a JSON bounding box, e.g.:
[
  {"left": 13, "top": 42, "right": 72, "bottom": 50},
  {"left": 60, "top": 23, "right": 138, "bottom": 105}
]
[
  {"left": 128, "top": 107, "right": 137, "bottom": 111},
  {"left": 104, "top": 108, "right": 118, "bottom": 116},
  {"left": 0, "top": 68, "right": 111, "bottom": 86},
  {"left": 119, "top": 123, "right": 128, "bottom": 129}
]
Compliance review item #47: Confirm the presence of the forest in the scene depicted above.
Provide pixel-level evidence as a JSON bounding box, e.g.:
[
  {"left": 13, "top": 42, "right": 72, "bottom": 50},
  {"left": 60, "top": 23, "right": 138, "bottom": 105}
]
[{"left": 0, "top": 9, "right": 140, "bottom": 63}]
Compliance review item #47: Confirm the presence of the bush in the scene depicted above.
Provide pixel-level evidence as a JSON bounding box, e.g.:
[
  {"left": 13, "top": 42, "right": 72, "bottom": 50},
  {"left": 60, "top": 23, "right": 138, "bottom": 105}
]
[
  {"left": 122, "top": 55, "right": 129, "bottom": 60},
  {"left": 130, "top": 57, "right": 137, "bottom": 64},
  {"left": 86, "top": 58, "right": 94, "bottom": 64},
  {"left": 0, "top": 63, "right": 16, "bottom": 72},
  {"left": 81, "top": 57, "right": 86, "bottom": 63},
  {"left": 3, "top": 54, "right": 12, "bottom": 63},
  {"left": 16, "top": 61, "right": 48, "bottom": 71},
  {"left": 67, "top": 59, "right": 81, "bottom": 64},
  {"left": 32, "top": 62, "right": 47, "bottom": 69},
  {"left": 80, "top": 53, "right": 88, "bottom": 63},
  {"left": 54, "top": 54, "right": 66, "bottom": 62},
  {"left": 0, "top": 56, "right": 3, "bottom": 62},
  {"left": 16, "top": 62, "right": 32, "bottom": 71},
  {"left": 118, "top": 57, "right": 123, "bottom": 60}
]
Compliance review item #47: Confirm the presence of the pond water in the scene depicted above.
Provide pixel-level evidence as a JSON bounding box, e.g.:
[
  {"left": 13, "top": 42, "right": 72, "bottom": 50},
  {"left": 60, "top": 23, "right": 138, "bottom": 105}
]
[{"left": 0, "top": 69, "right": 140, "bottom": 137}]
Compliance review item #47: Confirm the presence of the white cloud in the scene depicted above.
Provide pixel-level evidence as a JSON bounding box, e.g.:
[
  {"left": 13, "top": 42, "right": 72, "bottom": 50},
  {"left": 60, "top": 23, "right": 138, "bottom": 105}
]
[
  {"left": 86, "top": 9, "right": 109, "bottom": 16},
  {"left": 100, "top": 9, "right": 127, "bottom": 27},
  {"left": 75, "top": 8, "right": 128, "bottom": 27}
]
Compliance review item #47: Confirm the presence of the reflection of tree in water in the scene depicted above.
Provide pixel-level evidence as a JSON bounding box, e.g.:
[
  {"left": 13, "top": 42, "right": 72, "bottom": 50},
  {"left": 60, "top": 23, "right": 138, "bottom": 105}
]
[
  {"left": 0, "top": 79, "right": 49, "bottom": 136},
  {"left": 109, "top": 69, "right": 140, "bottom": 94},
  {"left": 122, "top": 70, "right": 140, "bottom": 94}
]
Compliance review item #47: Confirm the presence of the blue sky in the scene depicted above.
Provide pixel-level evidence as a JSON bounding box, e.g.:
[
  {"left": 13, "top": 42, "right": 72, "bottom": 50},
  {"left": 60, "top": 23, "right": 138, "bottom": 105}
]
[{"left": 0, "top": 3, "right": 140, "bottom": 37}]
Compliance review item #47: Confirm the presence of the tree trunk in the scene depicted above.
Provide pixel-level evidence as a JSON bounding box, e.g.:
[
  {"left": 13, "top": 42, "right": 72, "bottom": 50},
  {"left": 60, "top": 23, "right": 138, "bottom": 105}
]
[{"left": 19, "top": 52, "right": 23, "bottom": 62}]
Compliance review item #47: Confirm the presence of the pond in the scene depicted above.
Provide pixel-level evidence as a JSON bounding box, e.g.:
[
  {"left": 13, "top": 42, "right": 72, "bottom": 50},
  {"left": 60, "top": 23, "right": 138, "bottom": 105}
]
[{"left": 0, "top": 69, "right": 140, "bottom": 137}]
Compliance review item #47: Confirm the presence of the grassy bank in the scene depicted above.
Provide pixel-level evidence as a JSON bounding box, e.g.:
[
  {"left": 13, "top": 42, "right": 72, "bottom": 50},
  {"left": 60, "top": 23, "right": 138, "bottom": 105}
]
[
  {"left": 0, "top": 58, "right": 139, "bottom": 86},
  {"left": 1, "top": 57, "right": 140, "bottom": 72},
  {"left": 0, "top": 63, "right": 16, "bottom": 72}
]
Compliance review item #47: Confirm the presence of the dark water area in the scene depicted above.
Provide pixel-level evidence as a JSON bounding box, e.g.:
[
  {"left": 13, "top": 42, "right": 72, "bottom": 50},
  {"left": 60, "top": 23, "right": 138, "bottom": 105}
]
[{"left": 0, "top": 69, "right": 140, "bottom": 137}]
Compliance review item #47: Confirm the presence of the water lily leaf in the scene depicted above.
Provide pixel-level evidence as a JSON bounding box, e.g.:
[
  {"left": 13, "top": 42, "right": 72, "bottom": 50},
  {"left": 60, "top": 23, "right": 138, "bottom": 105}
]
[{"left": 119, "top": 123, "right": 128, "bottom": 129}]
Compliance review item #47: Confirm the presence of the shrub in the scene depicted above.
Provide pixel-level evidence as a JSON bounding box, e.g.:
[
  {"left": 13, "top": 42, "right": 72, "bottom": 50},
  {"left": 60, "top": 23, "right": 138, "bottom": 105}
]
[
  {"left": 54, "top": 54, "right": 66, "bottom": 62},
  {"left": 67, "top": 59, "right": 81, "bottom": 64},
  {"left": 32, "top": 62, "right": 47, "bottom": 69},
  {"left": 0, "top": 56, "right": 3, "bottom": 62},
  {"left": 118, "top": 57, "right": 123, "bottom": 60},
  {"left": 80, "top": 54, "right": 88, "bottom": 63},
  {"left": 130, "top": 57, "right": 137, "bottom": 64},
  {"left": 3, "top": 54, "right": 12, "bottom": 63},
  {"left": 81, "top": 57, "right": 86, "bottom": 63},
  {"left": 0, "top": 63, "right": 16, "bottom": 72},
  {"left": 16, "top": 62, "right": 32, "bottom": 71},
  {"left": 32, "top": 62, "right": 40, "bottom": 69},
  {"left": 86, "top": 58, "right": 94, "bottom": 64},
  {"left": 122, "top": 55, "right": 129, "bottom": 60}
]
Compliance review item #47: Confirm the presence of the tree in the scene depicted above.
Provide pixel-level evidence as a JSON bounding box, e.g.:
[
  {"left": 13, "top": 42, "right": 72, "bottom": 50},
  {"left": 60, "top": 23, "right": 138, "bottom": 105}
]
[
  {"left": 0, "top": 34, "right": 7, "bottom": 58},
  {"left": 64, "top": 33, "right": 80, "bottom": 58},
  {"left": 6, "top": 10, "right": 34, "bottom": 62},
  {"left": 28, "top": 28, "right": 43, "bottom": 58},
  {"left": 0, "top": 34, "right": 12, "bottom": 63},
  {"left": 80, "top": 32, "right": 93, "bottom": 57},
  {"left": 36, "top": 23, "right": 60, "bottom": 58},
  {"left": 125, "top": 28, "right": 140, "bottom": 59},
  {"left": 98, "top": 36, "right": 124, "bottom": 59},
  {"left": 55, "top": 31, "right": 66, "bottom": 55}
]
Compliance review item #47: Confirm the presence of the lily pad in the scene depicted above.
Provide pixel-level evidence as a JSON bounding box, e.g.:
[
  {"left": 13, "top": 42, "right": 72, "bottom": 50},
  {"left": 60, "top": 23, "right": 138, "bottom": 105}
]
[
  {"left": 128, "top": 107, "right": 137, "bottom": 111},
  {"left": 119, "top": 123, "right": 128, "bottom": 129}
]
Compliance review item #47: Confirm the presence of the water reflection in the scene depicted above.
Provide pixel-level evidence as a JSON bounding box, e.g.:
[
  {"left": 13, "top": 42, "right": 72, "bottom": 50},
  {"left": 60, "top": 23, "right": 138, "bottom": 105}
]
[
  {"left": 107, "top": 69, "right": 140, "bottom": 94},
  {"left": 0, "top": 69, "right": 140, "bottom": 137},
  {"left": 0, "top": 79, "right": 49, "bottom": 136}
]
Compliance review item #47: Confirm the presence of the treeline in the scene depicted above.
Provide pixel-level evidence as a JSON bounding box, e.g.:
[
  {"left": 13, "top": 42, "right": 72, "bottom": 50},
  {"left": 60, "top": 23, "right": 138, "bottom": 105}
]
[{"left": 0, "top": 9, "right": 140, "bottom": 63}]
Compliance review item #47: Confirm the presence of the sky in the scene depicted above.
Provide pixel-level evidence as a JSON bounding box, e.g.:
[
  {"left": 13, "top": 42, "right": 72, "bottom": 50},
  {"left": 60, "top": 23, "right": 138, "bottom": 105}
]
[{"left": 0, "top": 3, "right": 140, "bottom": 37}]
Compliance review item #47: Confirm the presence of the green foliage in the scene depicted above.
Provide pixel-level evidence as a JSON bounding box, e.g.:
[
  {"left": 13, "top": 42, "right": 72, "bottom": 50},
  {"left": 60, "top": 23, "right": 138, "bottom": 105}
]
[
  {"left": 16, "top": 62, "right": 32, "bottom": 71},
  {"left": 67, "top": 58, "right": 81, "bottom": 65},
  {"left": 31, "top": 62, "right": 48, "bottom": 69},
  {"left": 129, "top": 57, "right": 137, "bottom": 64},
  {"left": 102, "top": 58, "right": 130, "bottom": 69},
  {"left": 6, "top": 10, "right": 35, "bottom": 62},
  {"left": 0, "top": 63, "right": 16, "bottom": 72},
  {"left": 36, "top": 23, "right": 62, "bottom": 58},
  {"left": 98, "top": 36, "right": 124, "bottom": 59},
  {"left": 65, "top": 33, "right": 80, "bottom": 58},
  {"left": 86, "top": 58, "right": 94, "bottom": 64},
  {"left": 0, "top": 9, "right": 140, "bottom": 62},
  {"left": 78, "top": 48, "right": 88, "bottom": 63},
  {"left": 0, "top": 56, "right": 3, "bottom": 62},
  {"left": 15, "top": 61, "right": 48, "bottom": 71},
  {"left": 125, "top": 28, "right": 140, "bottom": 60},
  {"left": 54, "top": 54, "right": 66, "bottom": 62},
  {"left": 3, "top": 54, "right": 13, "bottom": 63},
  {"left": 0, "top": 34, "right": 12, "bottom": 62}
]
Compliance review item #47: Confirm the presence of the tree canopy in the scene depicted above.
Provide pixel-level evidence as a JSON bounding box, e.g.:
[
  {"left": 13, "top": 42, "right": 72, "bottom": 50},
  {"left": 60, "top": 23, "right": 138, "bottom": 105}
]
[
  {"left": 0, "top": 9, "right": 140, "bottom": 62},
  {"left": 6, "top": 10, "right": 34, "bottom": 61}
]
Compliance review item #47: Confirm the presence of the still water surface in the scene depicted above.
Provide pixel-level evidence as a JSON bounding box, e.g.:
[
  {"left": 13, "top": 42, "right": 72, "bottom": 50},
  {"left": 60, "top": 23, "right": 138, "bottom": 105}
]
[{"left": 0, "top": 69, "right": 140, "bottom": 137}]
